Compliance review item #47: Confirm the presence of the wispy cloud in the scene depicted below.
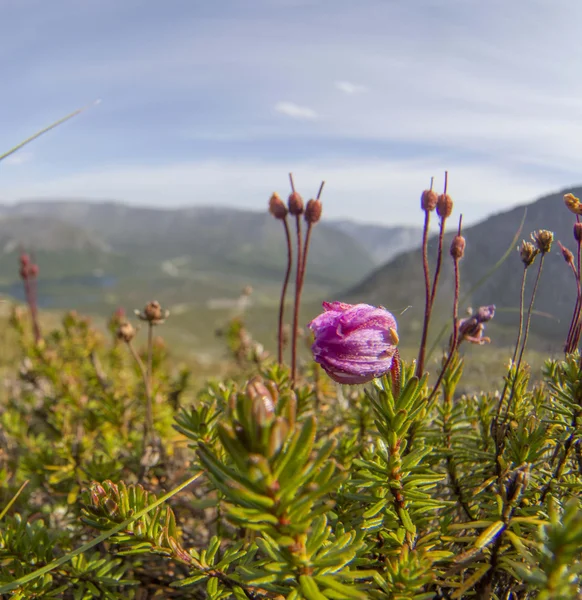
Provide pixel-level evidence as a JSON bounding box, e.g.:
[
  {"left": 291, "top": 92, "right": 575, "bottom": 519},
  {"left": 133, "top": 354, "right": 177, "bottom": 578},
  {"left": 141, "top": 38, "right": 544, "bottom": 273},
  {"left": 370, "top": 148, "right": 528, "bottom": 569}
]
[
  {"left": 335, "top": 81, "right": 368, "bottom": 95},
  {"left": 1, "top": 0, "right": 582, "bottom": 225},
  {"left": 274, "top": 102, "right": 318, "bottom": 120},
  {"left": 2, "top": 151, "right": 34, "bottom": 166},
  {"left": 0, "top": 156, "right": 559, "bottom": 226}
]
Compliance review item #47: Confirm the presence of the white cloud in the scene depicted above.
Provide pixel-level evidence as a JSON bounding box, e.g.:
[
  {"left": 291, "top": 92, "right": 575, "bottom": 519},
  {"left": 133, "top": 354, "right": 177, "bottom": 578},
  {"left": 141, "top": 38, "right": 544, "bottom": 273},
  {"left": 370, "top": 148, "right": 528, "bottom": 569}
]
[
  {"left": 2, "top": 151, "right": 34, "bottom": 166},
  {"left": 0, "top": 157, "right": 558, "bottom": 227},
  {"left": 335, "top": 81, "right": 368, "bottom": 95},
  {"left": 274, "top": 102, "right": 318, "bottom": 120}
]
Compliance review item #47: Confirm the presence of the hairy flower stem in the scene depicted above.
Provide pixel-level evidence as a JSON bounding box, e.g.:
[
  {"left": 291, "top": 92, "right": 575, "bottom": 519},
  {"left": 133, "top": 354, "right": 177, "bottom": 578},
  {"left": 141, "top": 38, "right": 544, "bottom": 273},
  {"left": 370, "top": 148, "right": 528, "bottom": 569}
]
[
  {"left": 427, "top": 227, "right": 462, "bottom": 406},
  {"left": 430, "top": 219, "right": 446, "bottom": 308},
  {"left": 504, "top": 254, "right": 545, "bottom": 421},
  {"left": 276, "top": 217, "right": 293, "bottom": 365},
  {"left": 416, "top": 209, "right": 432, "bottom": 377},
  {"left": 291, "top": 214, "right": 303, "bottom": 386},
  {"left": 145, "top": 323, "right": 155, "bottom": 444},
  {"left": 496, "top": 267, "right": 528, "bottom": 419},
  {"left": 565, "top": 232, "right": 582, "bottom": 352}
]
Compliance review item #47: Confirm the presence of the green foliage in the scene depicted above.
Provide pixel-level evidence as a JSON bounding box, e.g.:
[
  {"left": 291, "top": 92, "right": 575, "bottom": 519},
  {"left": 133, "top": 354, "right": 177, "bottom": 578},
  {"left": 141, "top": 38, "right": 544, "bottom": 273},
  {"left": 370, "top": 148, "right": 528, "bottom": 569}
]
[{"left": 1, "top": 299, "right": 582, "bottom": 598}]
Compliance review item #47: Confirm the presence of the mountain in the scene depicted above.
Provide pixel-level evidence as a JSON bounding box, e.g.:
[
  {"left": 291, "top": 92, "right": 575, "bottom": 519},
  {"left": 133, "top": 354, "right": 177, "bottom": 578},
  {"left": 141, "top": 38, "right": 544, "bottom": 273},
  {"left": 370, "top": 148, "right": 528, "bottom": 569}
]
[
  {"left": 330, "top": 220, "right": 422, "bottom": 264},
  {"left": 0, "top": 200, "right": 381, "bottom": 311},
  {"left": 342, "top": 186, "right": 582, "bottom": 349}
]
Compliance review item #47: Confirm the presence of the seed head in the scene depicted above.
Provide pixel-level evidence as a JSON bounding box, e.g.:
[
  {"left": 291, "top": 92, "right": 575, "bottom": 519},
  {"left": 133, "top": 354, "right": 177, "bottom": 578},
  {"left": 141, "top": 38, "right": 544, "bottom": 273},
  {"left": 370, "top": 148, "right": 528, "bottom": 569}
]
[
  {"left": 436, "top": 193, "right": 453, "bottom": 219},
  {"left": 135, "top": 300, "right": 169, "bottom": 325},
  {"left": 288, "top": 191, "right": 304, "bottom": 216},
  {"left": 116, "top": 321, "right": 136, "bottom": 343},
  {"left": 531, "top": 229, "right": 554, "bottom": 254},
  {"left": 519, "top": 241, "right": 538, "bottom": 267},
  {"left": 574, "top": 222, "right": 582, "bottom": 243},
  {"left": 421, "top": 189, "right": 438, "bottom": 212},
  {"left": 558, "top": 241, "right": 575, "bottom": 266},
  {"left": 268, "top": 193, "right": 288, "bottom": 220},
  {"left": 450, "top": 235, "right": 466, "bottom": 260},
  {"left": 564, "top": 193, "right": 582, "bottom": 215},
  {"left": 305, "top": 198, "right": 322, "bottom": 224}
]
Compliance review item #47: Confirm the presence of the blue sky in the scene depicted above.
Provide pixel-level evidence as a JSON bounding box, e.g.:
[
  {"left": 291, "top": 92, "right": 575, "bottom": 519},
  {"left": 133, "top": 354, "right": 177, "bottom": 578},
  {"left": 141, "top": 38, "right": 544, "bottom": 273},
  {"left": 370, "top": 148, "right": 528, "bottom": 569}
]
[{"left": 1, "top": 0, "right": 581, "bottom": 224}]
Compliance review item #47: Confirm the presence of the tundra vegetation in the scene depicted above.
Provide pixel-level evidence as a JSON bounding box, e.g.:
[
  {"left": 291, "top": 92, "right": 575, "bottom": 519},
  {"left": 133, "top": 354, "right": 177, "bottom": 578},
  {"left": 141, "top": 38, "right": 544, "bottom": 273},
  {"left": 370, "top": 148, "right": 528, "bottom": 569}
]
[{"left": 1, "top": 121, "right": 582, "bottom": 599}]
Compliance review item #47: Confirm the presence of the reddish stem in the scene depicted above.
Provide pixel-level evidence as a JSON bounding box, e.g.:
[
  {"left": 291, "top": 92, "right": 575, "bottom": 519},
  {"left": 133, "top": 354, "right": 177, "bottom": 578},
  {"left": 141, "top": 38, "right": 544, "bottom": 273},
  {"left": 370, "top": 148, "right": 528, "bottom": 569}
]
[
  {"left": 291, "top": 215, "right": 303, "bottom": 385},
  {"left": 277, "top": 217, "right": 293, "bottom": 365},
  {"left": 416, "top": 210, "right": 432, "bottom": 377}
]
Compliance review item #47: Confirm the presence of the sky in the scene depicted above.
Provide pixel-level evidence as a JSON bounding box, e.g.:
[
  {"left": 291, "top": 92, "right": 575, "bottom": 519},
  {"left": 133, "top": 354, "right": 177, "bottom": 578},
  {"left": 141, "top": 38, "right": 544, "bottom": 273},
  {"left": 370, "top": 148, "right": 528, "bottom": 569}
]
[{"left": 1, "top": 0, "right": 582, "bottom": 225}]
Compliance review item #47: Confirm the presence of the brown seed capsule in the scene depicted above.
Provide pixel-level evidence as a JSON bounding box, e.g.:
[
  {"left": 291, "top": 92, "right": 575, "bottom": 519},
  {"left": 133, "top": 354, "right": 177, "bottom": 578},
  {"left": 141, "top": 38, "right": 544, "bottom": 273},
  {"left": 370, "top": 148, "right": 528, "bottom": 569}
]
[
  {"left": 421, "top": 189, "right": 438, "bottom": 212},
  {"left": 436, "top": 193, "right": 453, "bottom": 219},
  {"left": 531, "top": 229, "right": 554, "bottom": 254},
  {"left": 574, "top": 222, "right": 582, "bottom": 243},
  {"left": 136, "top": 300, "right": 169, "bottom": 324},
  {"left": 559, "top": 242, "right": 575, "bottom": 266},
  {"left": 268, "top": 193, "right": 288, "bottom": 220},
  {"left": 288, "top": 191, "right": 304, "bottom": 215},
  {"left": 116, "top": 321, "right": 136, "bottom": 343},
  {"left": 305, "top": 198, "right": 322, "bottom": 224},
  {"left": 519, "top": 241, "right": 538, "bottom": 267},
  {"left": 450, "top": 235, "right": 466, "bottom": 259}
]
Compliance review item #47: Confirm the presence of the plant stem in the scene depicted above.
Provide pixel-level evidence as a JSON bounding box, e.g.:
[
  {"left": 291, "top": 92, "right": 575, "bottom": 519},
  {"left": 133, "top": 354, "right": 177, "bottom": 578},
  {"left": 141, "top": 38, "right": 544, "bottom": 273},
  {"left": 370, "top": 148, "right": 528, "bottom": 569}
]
[
  {"left": 291, "top": 214, "right": 303, "bottom": 385},
  {"left": 126, "top": 337, "right": 153, "bottom": 445},
  {"left": 416, "top": 209, "right": 432, "bottom": 377},
  {"left": 504, "top": 254, "right": 545, "bottom": 421},
  {"left": 276, "top": 217, "right": 293, "bottom": 365},
  {"left": 496, "top": 267, "right": 527, "bottom": 419},
  {"left": 430, "top": 218, "right": 446, "bottom": 308}
]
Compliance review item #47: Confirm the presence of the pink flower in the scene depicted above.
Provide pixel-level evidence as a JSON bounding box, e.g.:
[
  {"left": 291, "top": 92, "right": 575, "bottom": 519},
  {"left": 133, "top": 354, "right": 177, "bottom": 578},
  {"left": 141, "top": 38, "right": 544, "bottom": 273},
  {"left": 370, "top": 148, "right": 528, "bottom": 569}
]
[{"left": 308, "top": 301, "right": 399, "bottom": 385}]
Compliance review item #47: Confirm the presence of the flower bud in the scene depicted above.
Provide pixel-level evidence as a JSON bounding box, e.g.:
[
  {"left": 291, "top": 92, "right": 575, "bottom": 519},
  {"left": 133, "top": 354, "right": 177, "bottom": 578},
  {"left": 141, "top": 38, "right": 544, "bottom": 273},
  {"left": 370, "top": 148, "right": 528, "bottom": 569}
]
[
  {"left": 421, "top": 189, "right": 438, "bottom": 212},
  {"left": 268, "top": 193, "right": 288, "bottom": 220},
  {"left": 288, "top": 191, "right": 304, "bottom": 215},
  {"left": 574, "top": 222, "right": 582, "bottom": 243},
  {"left": 450, "top": 235, "right": 466, "bottom": 260},
  {"left": 305, "top": 198, "right": 322, "bottom": 224},
  {"left": 117, "top": 321, "right": 136, "bottom": 343},
  {"left": 19, "top": 253, "right": 30, "bottom": 268},
  {"left": 308, "top": 301, "right": 398, "bottom": 384},
  {"left": 28, "top": 264, "right": 39, "bottom": 278},
  {"left": 436, "top": 194, "right": 453, "bottom": 219},
  {"left": 558, "top": 241, "right": 575, "bottom": 266},
  {"left": 519, "top": 241, "right": 538, "bottom": 267},
  {"left": 135, "top": 300, "right": 169, "bottom": 325},
  {"left": 531, "top": 229, "right": 554, "bottom": 254}
]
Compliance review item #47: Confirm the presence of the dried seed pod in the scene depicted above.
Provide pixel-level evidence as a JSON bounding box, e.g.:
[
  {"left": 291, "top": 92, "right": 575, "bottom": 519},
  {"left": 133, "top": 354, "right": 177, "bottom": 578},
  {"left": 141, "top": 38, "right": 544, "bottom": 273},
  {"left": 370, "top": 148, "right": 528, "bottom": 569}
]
[
  {"left": 421, "top": 189, "right": 438, "bottom": 212},
  {"left": 574, "top": 222, "right": 582, "bottom": 243},
  {"left": 436, "top": 193, "right": 453, "bottom": 219},
  {"left": 531, "top": 229, "right": 554, "bottom": 254},
  {"left": 519, "top": 241, "right": 538, "bottom": 267},
  {"left": 268, "top": 192, "right": 288, "bottom": 219},
  {"left": 450, "top": 235, "right": 466, "bottom": 260},
  {"left": 305, "top": 198, "right": 322, "bottom": 224},
  {"left": 288, "top": 191, "right": 304, "bottom": 215},
  {"left": 117, "top": 321, "right": 136, "bottom": 343}
]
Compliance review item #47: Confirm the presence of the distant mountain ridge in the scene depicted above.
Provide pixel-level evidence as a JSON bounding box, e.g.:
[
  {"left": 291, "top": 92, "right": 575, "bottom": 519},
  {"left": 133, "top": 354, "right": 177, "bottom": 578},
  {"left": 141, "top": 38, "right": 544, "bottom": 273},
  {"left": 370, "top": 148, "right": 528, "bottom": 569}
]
[{"left": 0, "top": 199, "right": 414, "bottom": 312}]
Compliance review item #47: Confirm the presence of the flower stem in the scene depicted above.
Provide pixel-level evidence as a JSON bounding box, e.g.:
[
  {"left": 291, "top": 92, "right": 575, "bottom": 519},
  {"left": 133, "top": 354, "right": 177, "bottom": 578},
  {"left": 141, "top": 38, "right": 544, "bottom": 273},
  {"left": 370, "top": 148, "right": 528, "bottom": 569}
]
[
  {"left": 416, "top": 209, "right": 432, "bottom": 377},
  {"left": 277, "top": 217, "right": 293, "bottom": 365},
  {"left": 496, "top": 266, "right": 527, "bottom": 419},
  {"left": 504, "top": 254, "right": 545, "bottom": 421},
  {"left": 291, "top": 215, "right": 303, "bottom": 385}
]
